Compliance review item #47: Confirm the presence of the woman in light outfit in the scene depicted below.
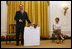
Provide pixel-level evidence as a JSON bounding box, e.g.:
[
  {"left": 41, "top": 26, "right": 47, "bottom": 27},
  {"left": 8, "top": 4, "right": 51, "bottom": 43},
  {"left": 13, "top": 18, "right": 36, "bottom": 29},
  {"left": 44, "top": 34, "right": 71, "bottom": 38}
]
[{"left": 52, "top": 18, "right": 64, "bottom": 44}]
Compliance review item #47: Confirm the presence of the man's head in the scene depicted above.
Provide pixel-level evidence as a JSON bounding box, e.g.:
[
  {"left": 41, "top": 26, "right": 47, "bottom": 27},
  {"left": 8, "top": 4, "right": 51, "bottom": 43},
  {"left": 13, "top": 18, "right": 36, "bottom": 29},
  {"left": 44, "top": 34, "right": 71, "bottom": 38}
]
[
  {"left": 55, "top": 17, "right": 59, "bottom": 23},
  {"left": 19, "top": 4, "right": 23, "bottom": 10}
]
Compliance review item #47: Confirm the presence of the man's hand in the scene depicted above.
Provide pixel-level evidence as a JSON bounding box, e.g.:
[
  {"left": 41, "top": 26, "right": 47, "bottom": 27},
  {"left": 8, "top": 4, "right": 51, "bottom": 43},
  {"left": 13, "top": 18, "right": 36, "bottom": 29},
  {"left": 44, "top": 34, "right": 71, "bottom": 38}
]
[{"left": 19, "top": 19, "right": 23, "bottom": 22}]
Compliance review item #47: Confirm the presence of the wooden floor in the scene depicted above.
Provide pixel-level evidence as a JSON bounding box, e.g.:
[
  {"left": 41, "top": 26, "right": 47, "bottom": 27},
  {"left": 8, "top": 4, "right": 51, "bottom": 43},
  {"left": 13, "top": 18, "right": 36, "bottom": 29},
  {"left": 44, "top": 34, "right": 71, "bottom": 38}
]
[{"left": 1, "top": 39, "right": 71, "bottom": 48}]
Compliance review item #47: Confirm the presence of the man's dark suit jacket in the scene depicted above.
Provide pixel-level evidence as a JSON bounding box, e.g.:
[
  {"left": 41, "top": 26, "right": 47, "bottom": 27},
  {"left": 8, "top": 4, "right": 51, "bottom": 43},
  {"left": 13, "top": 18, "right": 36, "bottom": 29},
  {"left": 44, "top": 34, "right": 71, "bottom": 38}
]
[{"left": 14, "top": 11, "right": 31, "bottom": 26}]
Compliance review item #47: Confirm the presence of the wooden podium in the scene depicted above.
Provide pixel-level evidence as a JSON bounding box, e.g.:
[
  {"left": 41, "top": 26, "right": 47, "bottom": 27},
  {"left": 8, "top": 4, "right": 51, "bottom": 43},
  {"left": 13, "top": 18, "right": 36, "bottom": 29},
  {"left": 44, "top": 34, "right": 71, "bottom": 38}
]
[{"left": 24, "top": 26, "right": 40, "bottom": 46}]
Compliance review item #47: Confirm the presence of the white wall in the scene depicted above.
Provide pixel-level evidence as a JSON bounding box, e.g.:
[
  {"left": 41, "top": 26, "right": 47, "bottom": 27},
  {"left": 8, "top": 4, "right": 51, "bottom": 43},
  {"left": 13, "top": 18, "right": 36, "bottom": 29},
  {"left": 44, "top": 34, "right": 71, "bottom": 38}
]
[
  {"left": 49, "top": 1, "right": 71, "bottom": 37},
  {"left": 1, "top": 1, "right": 7, "bottom": 36}
]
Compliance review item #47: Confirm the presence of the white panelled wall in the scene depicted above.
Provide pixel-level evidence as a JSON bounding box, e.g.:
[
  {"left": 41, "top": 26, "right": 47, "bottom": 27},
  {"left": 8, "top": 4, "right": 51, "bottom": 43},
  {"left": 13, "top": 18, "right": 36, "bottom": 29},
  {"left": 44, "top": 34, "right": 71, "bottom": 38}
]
[
  {"left": 1, "top": 1, "right": 7, "bottom": 36},
  {"left": 1, "top": 1, "right": 71, "bottom": 37},
  {"left": 48, "top": 1, "right": 71, "bottom": 37}
]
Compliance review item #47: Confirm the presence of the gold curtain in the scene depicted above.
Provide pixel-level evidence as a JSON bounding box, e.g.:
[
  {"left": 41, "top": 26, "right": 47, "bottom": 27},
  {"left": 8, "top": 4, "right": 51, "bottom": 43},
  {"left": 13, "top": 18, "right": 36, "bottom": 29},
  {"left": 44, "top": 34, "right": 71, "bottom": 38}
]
[{"left": 7, "top": 1, "right": 49, "bottom": 36}]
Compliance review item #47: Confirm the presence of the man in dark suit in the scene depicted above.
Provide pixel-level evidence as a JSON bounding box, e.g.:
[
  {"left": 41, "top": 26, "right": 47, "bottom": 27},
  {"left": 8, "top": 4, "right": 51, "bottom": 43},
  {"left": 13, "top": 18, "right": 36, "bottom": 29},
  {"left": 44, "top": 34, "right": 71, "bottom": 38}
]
[{"left": 14, "top": 4, "right": 32, "bottom": 46}]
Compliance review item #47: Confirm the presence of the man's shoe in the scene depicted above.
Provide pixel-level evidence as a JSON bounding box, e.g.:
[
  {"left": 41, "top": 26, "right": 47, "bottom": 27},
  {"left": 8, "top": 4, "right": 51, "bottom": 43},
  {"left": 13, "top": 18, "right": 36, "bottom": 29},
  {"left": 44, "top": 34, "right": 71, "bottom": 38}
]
[
  {"left": 21, "top": 43, "right": 24, "bottom": 45},
  {"left": 21, "top": 42, "right": 24, "bottom": 45}
]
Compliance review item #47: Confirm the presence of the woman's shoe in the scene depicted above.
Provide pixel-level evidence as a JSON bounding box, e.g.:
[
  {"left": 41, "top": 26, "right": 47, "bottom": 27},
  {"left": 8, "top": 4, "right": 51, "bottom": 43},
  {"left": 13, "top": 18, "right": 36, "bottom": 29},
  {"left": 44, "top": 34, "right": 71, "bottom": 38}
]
[
  {"left": 57, "top": 42, "right": 59, "bottom": 44},
  {"left": 57, "top": 40, "right": 59, "bottom": 44},
  {"left": 62, "top": 39, "right": 64, "bottom": 43}
]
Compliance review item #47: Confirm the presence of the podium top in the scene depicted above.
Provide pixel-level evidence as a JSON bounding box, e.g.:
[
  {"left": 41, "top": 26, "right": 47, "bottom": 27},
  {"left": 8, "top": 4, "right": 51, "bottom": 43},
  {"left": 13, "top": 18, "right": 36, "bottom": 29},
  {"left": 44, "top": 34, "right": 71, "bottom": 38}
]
[{"left": 25, "top": 26, "right": 40, "bottom": 28}]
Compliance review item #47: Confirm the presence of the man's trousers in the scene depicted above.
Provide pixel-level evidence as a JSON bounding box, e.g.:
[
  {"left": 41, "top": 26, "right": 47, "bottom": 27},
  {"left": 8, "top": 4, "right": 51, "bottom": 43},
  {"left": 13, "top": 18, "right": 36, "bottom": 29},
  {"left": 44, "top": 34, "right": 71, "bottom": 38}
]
[{"left": 16, "top": 24, "right": 25, "bottom": 45}]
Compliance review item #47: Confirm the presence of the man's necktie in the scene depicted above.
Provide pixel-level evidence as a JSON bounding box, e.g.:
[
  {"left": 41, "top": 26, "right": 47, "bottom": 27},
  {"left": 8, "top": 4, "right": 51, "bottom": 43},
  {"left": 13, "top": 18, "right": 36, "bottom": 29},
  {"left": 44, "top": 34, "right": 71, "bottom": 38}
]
[
  {"left": 21, "top": 11, "right": 24, "bottom": 16},
  {"left": 22, "top": 13, "right": 23, "bottom": 16}
]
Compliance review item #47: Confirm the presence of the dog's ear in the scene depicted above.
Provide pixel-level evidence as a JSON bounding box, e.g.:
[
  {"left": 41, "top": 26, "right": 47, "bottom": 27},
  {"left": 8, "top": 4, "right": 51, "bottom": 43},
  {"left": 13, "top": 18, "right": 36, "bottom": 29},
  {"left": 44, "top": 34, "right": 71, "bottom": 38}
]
[{"left": 33, "top": 24, "right": 37, "bottom": 28}]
